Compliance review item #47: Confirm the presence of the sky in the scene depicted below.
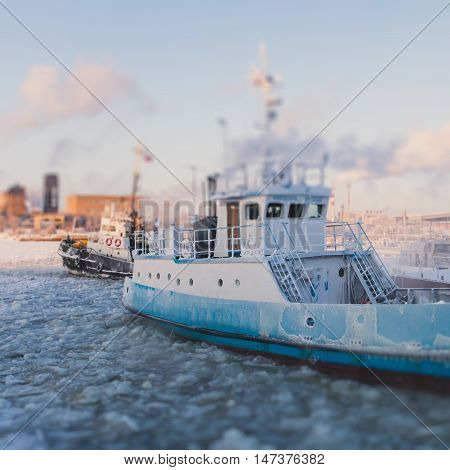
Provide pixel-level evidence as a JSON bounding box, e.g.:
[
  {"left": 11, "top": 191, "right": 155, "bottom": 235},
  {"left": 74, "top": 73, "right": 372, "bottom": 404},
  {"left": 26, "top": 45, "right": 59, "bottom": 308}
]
[{"left": 0, "top": 0, "right": 449, "bottom": 215}]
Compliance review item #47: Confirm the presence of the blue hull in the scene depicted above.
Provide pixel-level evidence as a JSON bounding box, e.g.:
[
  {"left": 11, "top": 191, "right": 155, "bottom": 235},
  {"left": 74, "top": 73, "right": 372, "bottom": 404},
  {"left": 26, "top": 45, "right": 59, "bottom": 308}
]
[{"left": 123, "top": 278, "right": 450, "bottom": 385}]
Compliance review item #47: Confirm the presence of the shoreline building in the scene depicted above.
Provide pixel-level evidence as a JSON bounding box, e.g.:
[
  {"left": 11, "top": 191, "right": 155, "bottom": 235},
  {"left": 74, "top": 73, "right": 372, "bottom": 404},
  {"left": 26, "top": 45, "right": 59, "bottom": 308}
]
[
  {"left": 0, "top": 184, "right": 28, "bottom": 230},
  {"left": 66, "top": 194, "right": 141, "bottom": 230}
]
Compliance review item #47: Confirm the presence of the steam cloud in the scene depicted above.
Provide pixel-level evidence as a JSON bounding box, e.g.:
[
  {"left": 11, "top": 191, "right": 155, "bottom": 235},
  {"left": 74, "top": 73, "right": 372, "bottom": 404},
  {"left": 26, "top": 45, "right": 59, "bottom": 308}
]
[
  {"left": 229, "top": 124, "right": 450, "bottom": 183},
  {"left": 0, "top": 59, "right": 148, "bottom": 137}
]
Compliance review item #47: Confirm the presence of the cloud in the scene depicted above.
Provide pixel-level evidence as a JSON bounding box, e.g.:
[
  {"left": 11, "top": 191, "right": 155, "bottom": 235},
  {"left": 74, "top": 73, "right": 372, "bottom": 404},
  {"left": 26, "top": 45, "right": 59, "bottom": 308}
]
[
  {"left": 390, "top": 124, "right": 450, "bottom": 175},
  {"left": 331, "top": 135, "right": 398, "bottom": 183},
  {"left": 48, "top": 136, "right": 99, "bottom": 168},
  {"left": 227, "top": 122, "right": 450, "bottom": 186},
  {"left": 332, "top": 124, "right": 450, "bottom": 183},
  {"left": 0, "top": 59, "right": 148, "bottom": 137},
  {"left": 229, "top": 128, "right": 327, "bottom": 167}
]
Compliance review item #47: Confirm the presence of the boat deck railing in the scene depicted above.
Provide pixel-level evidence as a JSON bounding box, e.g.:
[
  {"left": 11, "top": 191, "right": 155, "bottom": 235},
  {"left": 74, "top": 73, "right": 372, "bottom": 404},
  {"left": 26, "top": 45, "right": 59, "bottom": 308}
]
[
  {"left": 133, "top": 221, "right": 386, "bottom": 261},
  {"left": 395, "top": 287, "right": 450, "bottom": 304}
]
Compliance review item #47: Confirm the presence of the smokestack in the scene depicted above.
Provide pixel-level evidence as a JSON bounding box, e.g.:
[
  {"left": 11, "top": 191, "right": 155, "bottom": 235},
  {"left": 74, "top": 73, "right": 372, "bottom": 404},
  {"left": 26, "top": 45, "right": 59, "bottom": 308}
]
[{"left": 43, "top": 173, "right": 59, "bottom": 213}]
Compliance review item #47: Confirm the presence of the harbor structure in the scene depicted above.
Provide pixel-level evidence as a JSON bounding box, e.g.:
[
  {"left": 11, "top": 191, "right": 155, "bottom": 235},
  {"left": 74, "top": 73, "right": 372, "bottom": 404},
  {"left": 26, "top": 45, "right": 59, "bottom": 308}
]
[
  {"left": 0, "top": 184, "right": 28, "bottom": 218},
  {"left": 43, "top": 173, "right": 59, "bottom": 214}
]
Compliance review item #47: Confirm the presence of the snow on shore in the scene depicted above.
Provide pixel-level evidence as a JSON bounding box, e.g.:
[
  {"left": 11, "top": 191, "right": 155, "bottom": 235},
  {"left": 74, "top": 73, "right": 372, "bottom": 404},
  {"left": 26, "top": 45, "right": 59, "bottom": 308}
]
[{"left": 0, "top": 239, "right": 60, "bottom": 268}]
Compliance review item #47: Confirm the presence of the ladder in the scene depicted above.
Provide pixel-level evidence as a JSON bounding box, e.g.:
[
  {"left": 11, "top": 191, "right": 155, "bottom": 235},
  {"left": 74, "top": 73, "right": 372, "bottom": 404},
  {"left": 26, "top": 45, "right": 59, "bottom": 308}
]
[
  {"left": 349, "top": 227, "right": 397, "bottom": 304},
  {"left": 269, "top": 251, "right": 318, "bottom": 303}
]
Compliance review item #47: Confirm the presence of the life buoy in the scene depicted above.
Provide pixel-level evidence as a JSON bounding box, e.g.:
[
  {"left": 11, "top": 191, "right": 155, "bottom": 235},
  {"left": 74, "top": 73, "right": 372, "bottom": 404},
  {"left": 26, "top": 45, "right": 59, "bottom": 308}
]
[
  {"left": 114, "top": 238, "right": 122, "bottom": 248},
  {"left": 106, "top": 237, "right": 113, "bottom": 246}
]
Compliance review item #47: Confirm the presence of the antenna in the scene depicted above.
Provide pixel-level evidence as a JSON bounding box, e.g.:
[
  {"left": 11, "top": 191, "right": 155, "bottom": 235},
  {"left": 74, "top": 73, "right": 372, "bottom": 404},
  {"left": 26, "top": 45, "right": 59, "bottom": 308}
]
[
  {"left": 217, "top": 117, "right": 228, "bottom": 171},
  {"left": 188, "top": 164, "right": 198, "bottom": 210},
  {"left": 347, "top": 183, "right": 352, "bottom": 220},
  {"left": 250, "top": 41, "right": 282, "bottom": 132},
  {"left": 330, "top": 185, "right": 336, "bottom": 221},
  {"left": 131, "top": 145, "right": 152, "bottom": 223},
  {"left": 250, "top": 42, "right": 283, "bottom": 185}
]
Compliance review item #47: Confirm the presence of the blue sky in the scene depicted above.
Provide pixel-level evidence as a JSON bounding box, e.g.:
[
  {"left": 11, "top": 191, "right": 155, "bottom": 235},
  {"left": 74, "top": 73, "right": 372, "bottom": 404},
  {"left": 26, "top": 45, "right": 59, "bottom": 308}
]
[{"left": 0, "top": 0, "right": 449, "bottom": 214}]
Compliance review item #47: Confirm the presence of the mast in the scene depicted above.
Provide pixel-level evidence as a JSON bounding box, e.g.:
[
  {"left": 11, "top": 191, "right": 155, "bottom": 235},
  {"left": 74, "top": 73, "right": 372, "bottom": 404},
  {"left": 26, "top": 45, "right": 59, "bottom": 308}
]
[
  {"left": 131, "top": 146, "right": 145, "bottom": 227},
  {"left": 250, "top": 42, "right": 282, "bottom": 184}
]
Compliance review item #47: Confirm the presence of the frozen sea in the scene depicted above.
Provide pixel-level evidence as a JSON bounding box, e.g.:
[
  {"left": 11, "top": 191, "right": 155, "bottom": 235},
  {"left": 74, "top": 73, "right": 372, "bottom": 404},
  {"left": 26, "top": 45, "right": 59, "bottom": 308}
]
[{"left": 0, "top": 239, "right": 449, "bottom": 450}]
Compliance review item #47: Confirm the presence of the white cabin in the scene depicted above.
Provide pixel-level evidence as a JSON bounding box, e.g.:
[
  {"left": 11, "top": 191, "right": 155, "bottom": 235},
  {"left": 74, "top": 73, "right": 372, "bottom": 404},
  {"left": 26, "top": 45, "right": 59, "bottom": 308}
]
[
  {"left": 208, "top": 163, "right": 331, "bottom": 258},
  {"left": 88, "top": 214, "right": 133, "bottom": 261}
]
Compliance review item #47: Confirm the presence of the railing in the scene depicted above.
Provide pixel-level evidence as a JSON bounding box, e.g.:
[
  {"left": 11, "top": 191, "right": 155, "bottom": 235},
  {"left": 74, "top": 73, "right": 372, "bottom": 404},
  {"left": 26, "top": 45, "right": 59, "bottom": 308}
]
[
  {"left": 396, "top": 287, "right": 450, "bottom": 304},
  {"left": 174, "top": 224, "right": 265, "bottom": 259},
  {"left": 133, "top": 221, "right": 390, "bottom": 262},
  {"left": 133, "top": 221, "right": 398, "bottom": 303},
  {"left": 133, "top": 224, "right": 269, "bottom": 259}
]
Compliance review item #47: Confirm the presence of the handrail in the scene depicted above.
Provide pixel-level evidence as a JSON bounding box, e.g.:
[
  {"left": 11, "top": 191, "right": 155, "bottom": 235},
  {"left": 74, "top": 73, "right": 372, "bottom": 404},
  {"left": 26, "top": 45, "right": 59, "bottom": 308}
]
[{"left": 133, "top": 221, "right": 392, "bottom": 262}]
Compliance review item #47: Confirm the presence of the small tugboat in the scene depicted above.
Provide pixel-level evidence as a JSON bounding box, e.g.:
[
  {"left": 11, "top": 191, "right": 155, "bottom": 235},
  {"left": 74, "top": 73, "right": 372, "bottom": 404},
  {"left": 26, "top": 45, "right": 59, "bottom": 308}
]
[
  {"left": 122, "top": 48, "right": 450, "bottom": 389},
  {"left": 58, "top": 211, "right": 135, "bottom": 277},
  {"left": 58, "top": 146, "right": 151, "bottom": 277}
]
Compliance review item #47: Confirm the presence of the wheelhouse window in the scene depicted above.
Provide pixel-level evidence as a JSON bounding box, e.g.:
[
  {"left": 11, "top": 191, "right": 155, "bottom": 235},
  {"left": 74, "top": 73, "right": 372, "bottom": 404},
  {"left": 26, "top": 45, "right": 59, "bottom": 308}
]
[
  {"left": 245, "top": 203, "right": 259, "bottom": 220},
  {"left": 288, "top": 203, "right": 304, "bottom": 219},
  {"left": 266, "top": 203, "right": 283, "bottom": 218},
  {"left": 305, "top": 204, "right": 324, "bottom": 219}
]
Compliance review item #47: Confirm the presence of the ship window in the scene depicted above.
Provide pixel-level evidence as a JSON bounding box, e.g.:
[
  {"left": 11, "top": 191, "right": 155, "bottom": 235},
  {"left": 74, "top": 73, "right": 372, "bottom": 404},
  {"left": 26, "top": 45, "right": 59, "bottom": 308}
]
[
  {"left": 167, "top": 273, "right": 171, "bottom": 281},
  {"left": 305, "top": 204, "right": 324, "bottom": 219},
  {"left": 235, "top": 279, "right": 240, "bottom": 286},
  {"left": 218, "top": 279, "right": 223, "bottom": 287},
  {"left": 288, "top": 203, "right": 304, "bottom": 218},
  {"left": 245, "top": 203, "right": 259, "bottom": 220},
  {"left": 266, "top": 203, "right": 283, "bottom": 218},
  {"left": 189, "top": 278, "right": 194, "bottom": 286},
  {"left": 176, "top": 279, "right": 181, "bottom": 285},
  {"left": 149, "top": 273, "right": 152, "bottom": 279},
  {"left": 157, "top": 273, "right": 160, "bottom": 279}
]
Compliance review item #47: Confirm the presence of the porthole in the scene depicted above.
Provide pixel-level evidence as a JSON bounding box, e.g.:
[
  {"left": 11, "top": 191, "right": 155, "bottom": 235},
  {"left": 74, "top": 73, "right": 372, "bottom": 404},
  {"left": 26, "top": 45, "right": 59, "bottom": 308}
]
[
  {"left": 306, "top": 317, "right": 315, "bottom": 327},
  {"left": 338, "top": 267, "right": 345, "bottom": 278},
  {"left": 189, "top": 279, "right": 194, "bottom": 286},
  {"left": 218, "top": 279, "right": 223, "bottom": 287},
  {"left": 148, "top": 273, "right": 152, "bottom": 279},
  {"left": 157, "top": 273, "right": 160, "bottom": 279},
  {"left": 235, "top": 279, "right": 240, "bottom": 286},
  {"left": 138, "top": 272, "right": 140, "bottom": 278},
  {"left": 168, "top": 273, "right": 171, "bottom": 281},
  {"left": 176, "top": 279, "right": 181, "bottom": 286}
]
